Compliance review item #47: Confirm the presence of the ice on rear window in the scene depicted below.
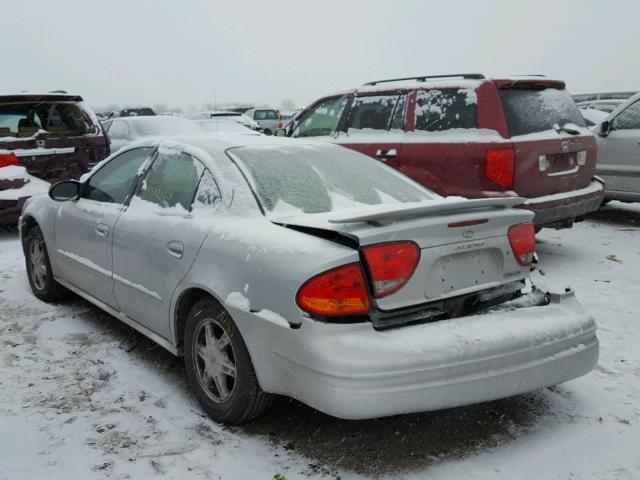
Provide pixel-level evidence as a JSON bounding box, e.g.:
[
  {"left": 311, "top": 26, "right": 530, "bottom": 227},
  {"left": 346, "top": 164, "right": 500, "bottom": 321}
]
[
  {"left": 499, "top": 88, "right": 587, "bottom": 137},
  {"left": 228, "top": 144, "right": 435, "bottom": 216}
]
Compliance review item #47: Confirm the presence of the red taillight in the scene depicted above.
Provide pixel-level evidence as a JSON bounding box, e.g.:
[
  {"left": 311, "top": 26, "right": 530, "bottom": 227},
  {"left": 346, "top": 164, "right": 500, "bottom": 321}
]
[
  {"left": 278, "top": 122, "right": 283, "bottom": 128},
  {"left": 362, "top": 241, "right": 420, "bottom": 298},
  {"left": 485, "top": 148, "right": 515, "bottom": 187},
  {"left": 508, "top": 223, "right": 536, "bottom": 266},
  {"left": 0, "top": 153, "right": 21, "bottom": 168},
  {"left": 296, "top": 263, "right": 370, "bottom": 316}
]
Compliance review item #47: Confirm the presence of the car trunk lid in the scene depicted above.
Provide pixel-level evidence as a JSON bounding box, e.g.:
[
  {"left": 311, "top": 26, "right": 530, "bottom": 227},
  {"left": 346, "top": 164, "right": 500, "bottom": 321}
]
[{"left": 273, "top": 197, "right": 533, "bottom": 311}]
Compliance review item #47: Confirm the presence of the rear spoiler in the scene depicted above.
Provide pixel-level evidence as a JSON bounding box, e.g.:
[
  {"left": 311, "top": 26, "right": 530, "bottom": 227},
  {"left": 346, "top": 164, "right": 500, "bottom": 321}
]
[
  {"left": 328, "top": 197, "right": 526, "bottom": 224},
  {"left": 492, "top": 79, "right": 565, "bottom": 90}
]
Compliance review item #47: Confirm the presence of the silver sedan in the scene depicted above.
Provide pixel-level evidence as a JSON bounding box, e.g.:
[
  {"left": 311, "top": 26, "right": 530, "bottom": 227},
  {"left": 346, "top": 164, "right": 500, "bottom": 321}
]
[{"left": 19, "top": 134, "right": 598, "bottom": 424}]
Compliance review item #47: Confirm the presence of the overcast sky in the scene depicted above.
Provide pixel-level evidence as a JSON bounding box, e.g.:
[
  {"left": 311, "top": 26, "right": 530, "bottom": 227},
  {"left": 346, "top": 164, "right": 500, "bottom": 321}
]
[{"left": 1, "top": 0, "right": 637, "bottom": 111}]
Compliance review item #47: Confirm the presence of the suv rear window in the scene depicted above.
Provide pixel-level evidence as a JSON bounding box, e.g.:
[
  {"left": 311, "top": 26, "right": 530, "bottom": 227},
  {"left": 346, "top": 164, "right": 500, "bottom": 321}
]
[
  {"left": 499, "top": 88, "right": 586, "bottom": 137},
  {"left": 414, "top": 89, "right": 477, "bottom": 132},
  {"left": 0, "top": 101, "right": 95, "bottom": 138},
  {"left": 254, "top": 110, "right": 278, "bottom": 120}
]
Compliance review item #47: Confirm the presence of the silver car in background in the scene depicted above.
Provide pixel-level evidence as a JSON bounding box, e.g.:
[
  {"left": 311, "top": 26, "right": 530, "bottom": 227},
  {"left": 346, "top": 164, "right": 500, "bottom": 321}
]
[
  {"left": 102, "top": 116, "right": 203, "bottom": 152},
  {"left": 595, "top": 92, "right": 640, "bottom": 203},
  {"left": 20, "top": 135, "right": 598, "bottom": 424}
]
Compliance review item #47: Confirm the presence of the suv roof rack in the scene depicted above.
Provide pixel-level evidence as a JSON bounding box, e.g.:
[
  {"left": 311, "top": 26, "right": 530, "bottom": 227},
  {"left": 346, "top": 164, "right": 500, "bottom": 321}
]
[{"left": 364, "top": 74, "right": 485, "bottom": 86}]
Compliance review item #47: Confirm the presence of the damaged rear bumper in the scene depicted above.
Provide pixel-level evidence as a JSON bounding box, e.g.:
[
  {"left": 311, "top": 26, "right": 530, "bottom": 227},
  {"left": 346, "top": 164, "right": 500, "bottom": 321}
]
[{"left": 271, "top": 289, "right": 598, "bottom": 419}]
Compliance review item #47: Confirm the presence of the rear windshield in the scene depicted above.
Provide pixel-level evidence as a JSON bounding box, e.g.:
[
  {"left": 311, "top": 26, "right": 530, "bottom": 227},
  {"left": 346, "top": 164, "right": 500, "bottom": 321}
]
[
  {"left": 499, "top": 88, "right": 586, "bottom": 137},
  {"left": 229, "top": 144, "right": 434, "bottom": 216},
  {"left": 414, "top": 89, "right": 478, "bottom": 131},
  {"left": 0, "top": 101, "right": 96, "bottom": 138},
  {"left": 254, "top": 110, "right": 278, "bottom": 120}
]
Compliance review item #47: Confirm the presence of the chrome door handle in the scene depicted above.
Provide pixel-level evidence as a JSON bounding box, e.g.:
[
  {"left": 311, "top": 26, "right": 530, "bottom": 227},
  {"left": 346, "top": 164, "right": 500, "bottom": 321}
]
[
  {"left": 167, "top": 241, "right": 184, "bottom": 259},
  {"left": 375, "top": 148, "right": 397, "bottom": 161},
  {"left": 95, "top": 224, "right": 109, "bottom": 237}
]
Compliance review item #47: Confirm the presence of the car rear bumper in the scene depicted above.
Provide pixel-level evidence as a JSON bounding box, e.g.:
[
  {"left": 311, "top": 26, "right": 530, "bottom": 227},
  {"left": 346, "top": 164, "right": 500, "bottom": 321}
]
[
  {"left": 520, "top": 179, "right": 604, "bottom": 228},
  {"left": 264, "top": 289, "right": 598, "bottom": 420}
]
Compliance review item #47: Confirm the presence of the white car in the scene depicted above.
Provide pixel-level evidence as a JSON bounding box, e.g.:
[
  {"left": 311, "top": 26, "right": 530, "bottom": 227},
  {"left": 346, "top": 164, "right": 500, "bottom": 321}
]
[
  {"left": 580, "top": 108, "right": 609, "bottom": 128},
  {"left": 195, "top": 118, "right": 262, "bottom": 135},
  {"left": 594, "top": 92, "right": 640, "bottom": 203},
  {"left": 103, "top": 116, "right": 202, "bottom": 152},
  {"left": 244, "top": 108, "right": 280, "bottom": 135},
  {"left": 186, "top": 111, "right": 261, "bottom": 132}
]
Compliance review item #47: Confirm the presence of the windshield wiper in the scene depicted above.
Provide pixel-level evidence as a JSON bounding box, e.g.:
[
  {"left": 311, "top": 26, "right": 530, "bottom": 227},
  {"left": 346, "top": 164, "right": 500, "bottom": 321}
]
[{"left": 553, "top": 123, "right": 582, "bottom": 135}]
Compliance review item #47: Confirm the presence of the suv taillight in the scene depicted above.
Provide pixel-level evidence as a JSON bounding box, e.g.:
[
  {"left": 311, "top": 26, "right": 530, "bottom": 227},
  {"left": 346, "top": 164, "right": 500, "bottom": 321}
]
[
  {"left": 0, "top": 153, "right": 21, "bottom": 168},
  {"left": 508, "top": 223, "right": 535, "bottom": 266},
  {"left": 362, "top": 241, "right": 420, "bottom": 298},
  {"left": 296, "top": 263, "right": 370, "bottom": 316},
  {"left": 485, "top": 148, "right": 515, "bottom": 187}
]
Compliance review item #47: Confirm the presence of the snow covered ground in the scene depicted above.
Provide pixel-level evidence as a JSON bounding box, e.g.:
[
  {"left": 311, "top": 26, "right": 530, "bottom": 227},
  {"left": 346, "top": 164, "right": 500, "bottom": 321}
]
[{"left": 1, "top": 202, "right": 639, "bottom": 480}]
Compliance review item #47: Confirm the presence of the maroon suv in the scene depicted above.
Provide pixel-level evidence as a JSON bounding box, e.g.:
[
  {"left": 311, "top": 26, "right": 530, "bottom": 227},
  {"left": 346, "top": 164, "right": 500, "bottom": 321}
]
[
  {"left": 0, "top": 93, "right": 109, "bottom": 225},
  {"left": 281, "top": 74, "right": 604, "bottom": 229}
]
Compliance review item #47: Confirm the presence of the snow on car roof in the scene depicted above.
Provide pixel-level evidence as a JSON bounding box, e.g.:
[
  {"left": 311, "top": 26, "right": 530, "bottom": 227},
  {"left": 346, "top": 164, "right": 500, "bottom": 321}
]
[{"left": 321, "top": 76, "right": 565, "bottom": 98}]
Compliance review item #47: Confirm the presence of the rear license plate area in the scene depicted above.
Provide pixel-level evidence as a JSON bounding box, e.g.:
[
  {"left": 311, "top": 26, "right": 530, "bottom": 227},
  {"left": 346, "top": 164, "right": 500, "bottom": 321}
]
[{"left": 425, "top": 250, "right": 501, "bottom": 299}]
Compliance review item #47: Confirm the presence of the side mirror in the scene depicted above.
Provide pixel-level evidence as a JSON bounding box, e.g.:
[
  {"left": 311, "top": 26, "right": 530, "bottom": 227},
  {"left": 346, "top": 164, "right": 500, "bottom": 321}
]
[
  {"left": 49, "top": 180, "right": 81, "bottom": 202},
  {"left": 599, "top": 120, "right": 611, "bottom": 137},
  {"left": 274, "top": 128, "right": 288, "bottom": 137}
]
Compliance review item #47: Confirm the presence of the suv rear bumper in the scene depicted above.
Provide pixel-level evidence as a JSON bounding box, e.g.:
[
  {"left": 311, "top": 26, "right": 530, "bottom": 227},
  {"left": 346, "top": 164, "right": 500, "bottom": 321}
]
[
  {"left": 520, "top": 179, "right": 604, "bottom": 228},
  {"left": 267, "top": 290, "right": 598, "bottom": 419}
]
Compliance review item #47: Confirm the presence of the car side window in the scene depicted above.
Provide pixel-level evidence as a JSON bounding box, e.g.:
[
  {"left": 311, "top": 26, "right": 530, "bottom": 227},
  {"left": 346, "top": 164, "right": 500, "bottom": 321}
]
[
  {"left": 85, "top": 147, "right": 154, "bottom": 204},
  {"left": 138, "top": 150, "right": 204, "bottom": 211},
  {"left": 292, "top": 96, "right": 348, "bottom": 138},
  {"left": 613, "top": 101, "right": 640, "bottom": 130},
  {"left": 193, "top": 169, "right": 223, "bottom": 210},
  {"left": 345, "top": 94, "right": 399, "bottom": 132},
  {"left": 415, "top": 89, "right": 478, "bottom": 132}
]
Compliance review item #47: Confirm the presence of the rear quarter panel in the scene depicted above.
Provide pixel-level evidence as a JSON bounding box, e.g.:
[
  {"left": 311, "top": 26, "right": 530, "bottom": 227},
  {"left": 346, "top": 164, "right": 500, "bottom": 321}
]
[{"left": 173, "top": 215, "right": 358, "bottom": 342}]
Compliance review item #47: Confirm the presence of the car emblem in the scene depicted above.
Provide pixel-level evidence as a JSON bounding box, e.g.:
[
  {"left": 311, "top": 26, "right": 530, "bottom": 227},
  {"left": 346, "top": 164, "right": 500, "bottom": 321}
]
[
  {"left": 462, "top": 230, "right": 474, "bottom": 239},
  {"left": 36, "top": 139, "right": 46, "bottom": 148},
  {"left": 561, "top": 141, "right": 570, "bottom": 153}
]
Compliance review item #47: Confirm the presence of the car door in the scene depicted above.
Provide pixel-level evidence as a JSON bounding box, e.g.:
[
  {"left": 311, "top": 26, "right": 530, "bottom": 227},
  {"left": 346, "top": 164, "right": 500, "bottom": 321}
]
[
  {"left": 597, "top": 99, "right": 640, "bottom": 195},
  {"left": 111, "top": 146, "right": 218, "bottom": 339},
  {"left": 54, "top": 147, "right": 155, "bottom": 308},
  {"left": 335, "top": 92, "right": 407, "bottom": 165}
]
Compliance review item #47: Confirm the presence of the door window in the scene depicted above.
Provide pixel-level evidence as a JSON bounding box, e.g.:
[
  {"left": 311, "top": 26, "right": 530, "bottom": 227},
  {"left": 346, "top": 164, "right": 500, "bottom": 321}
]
[
  {"left": 137, "top": 150, "right": 204, "bottom": 210},
  {"left": 292, "top": 96, "right": 348, "bottom": 138},
  {"left": 193, "top": 169, "right": 222, "bottom": 210},
  {"left": 390, "top": 94, "right": 408, "bottom": 130},
  {"left": 85, "top": 147, "right": 154, "bottom": 204},
  {"left": 613, "top": 101, "right": 640, "bottom": 130},
  {"left": 345, "top": 94, "right": 399, "bottom": 132}
]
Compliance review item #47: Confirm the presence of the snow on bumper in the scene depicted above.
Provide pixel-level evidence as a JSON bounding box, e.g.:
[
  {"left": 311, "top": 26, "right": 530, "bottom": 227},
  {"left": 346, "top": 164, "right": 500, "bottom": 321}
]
[{"left": 271, "top": 290, "right": 598, "bottom": 419}]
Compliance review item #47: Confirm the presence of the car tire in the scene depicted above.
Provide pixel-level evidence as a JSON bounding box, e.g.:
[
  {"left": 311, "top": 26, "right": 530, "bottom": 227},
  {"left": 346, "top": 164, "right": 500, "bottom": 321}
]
[
  {"left": 184, "top": 298, "right": 272, "bottom": 424},
  {"left": 263, "top": 128, "right": 272, "bottom": 136},
  {"left": 24, "top": 225, "right": 66, "bottom": 302}
]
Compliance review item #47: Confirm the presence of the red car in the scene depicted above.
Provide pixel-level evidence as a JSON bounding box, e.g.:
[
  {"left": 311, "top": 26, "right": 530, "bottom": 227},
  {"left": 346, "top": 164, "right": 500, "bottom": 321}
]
[
  {"left": 0, "top": 93, "right": 109, "bottom": 225},
  {"left": 281, "top": 74, "right": 604, "bottom": 229}
]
